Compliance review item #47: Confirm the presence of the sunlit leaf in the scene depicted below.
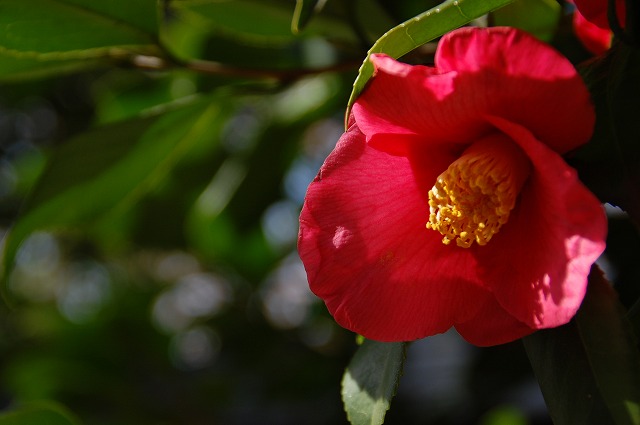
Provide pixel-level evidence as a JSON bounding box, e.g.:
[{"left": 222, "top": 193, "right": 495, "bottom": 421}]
[
  {"left": 341, "top": 340, "right": 406, "bottom": 425},
  {"left": 524, "top": 267, "right": 640, "bottom": 425},
  {"left": 0, "top": 402, "right": 81, "bottom": 425},
  {"left": 346, "top": 0, "right": 515, "bottom": 122},
  {"left": 0, "top": 0, "right": 155, "bottom": 60},
  {"left": 1, "top": 99, "right": 224, "bottom": 293}
]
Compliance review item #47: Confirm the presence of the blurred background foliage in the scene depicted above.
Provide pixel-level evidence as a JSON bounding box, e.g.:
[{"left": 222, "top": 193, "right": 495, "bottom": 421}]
[{"left": 0, "top": 0, "right": 636, "bottom": 424}]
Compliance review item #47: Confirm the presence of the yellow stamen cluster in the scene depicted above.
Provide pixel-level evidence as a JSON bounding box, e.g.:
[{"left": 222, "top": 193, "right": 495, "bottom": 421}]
[{"left": 426, "top": 136, "right": 531, "bottom": 248}]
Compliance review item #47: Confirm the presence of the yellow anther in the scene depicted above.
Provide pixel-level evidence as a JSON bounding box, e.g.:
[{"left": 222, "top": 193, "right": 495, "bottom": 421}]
[{"left": 426, "top": 134, "right": 531, "bottom": 248}]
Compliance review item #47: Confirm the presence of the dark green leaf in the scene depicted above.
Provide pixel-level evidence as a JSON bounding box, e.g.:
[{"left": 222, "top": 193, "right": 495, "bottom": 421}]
[
  {"left": 55, "top": 0, "right": 158, "bottom": 35},
  {"left": 0, "top": 402, "right": 81, "bottom": 425},
  {"left": 2, "top": 99, "right": 225, "bottom": 292},
  {"left": 161, "top": 0, "right": 356, "bottom": 63},
  {"left": 575, "top": 268, "right": 640, "bottom": 424},
  {"left": 0, "top": 52, "right": 104, "bottom": 82},
  {"left": 524, "top": 267, "right": 640, "bottom": 425},
  {"left": 346, "top": 0, "right": 514, "bottom": 121},
  {"left": 491, "top": 0, "right": 561, "bottom": 42},
  {"left": 0, "top": 0, "right": 155, "bottom": 59},
  {"left": 341, "top": 340, "right": 406, "bottom": 425},
  {"left": 574, "top": 43, "right": 640, "bottom": 225},
  {"left": 292, "top": 0, "right": 322, "bottom": 34}
]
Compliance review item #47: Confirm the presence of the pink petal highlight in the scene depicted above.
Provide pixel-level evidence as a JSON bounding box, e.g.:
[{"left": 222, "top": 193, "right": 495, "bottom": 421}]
[{"left": 476, "top": 116, "right": 607, "bottom": 330}]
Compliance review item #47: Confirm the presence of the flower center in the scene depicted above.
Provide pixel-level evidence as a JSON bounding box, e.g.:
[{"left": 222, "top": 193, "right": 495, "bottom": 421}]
[{"left": 426, "top": 134, "right": 531, "bottom": 248}]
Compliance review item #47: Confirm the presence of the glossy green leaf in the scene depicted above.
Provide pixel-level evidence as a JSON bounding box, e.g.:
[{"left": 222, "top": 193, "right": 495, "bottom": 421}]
[
  {"left": 291, "top": 0, "right": 322, "bottom": 34},
  {"left": 524, "top": 267, "right": 640, "bottom": 425},
  {"left": 0, "top": 402, "right": 81, "bottom": 425},
  {"left": 346, "top": 0, "right": 514, "bottom": 121},
  {"left": 342, "top": 340, "right": 406, "bottom": 425},
  {"left": 1, "top": 99, "right": 224, "bottom": 291},
  {"left": 492, "top": 0, "right": 561, "bottom": 42},
  {"left": 0, "top": 0, "right": 155, "bottom": 60}
]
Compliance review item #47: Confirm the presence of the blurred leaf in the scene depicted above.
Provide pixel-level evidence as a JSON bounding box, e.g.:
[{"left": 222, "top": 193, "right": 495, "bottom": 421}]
[
  {"left": 0, "top": 0, "right": 155, "bottom": 59},
  {"left": 54, "top": 0, "right": 158, "bottom": 35},
  {"left": 346, "top": 0, "right": 515, "bottom": 121},
  {"left": 0, "top": 402, "right": 81, "bottom": 425},
  {"left": 161, "top": 0, "right": 355, "bottom": 65},
  {"left": 575, "top": 268, "right": 640, "bottom": 424},
  {"left": 1, "top": 99, "right": 224, "bottom": 292},
  {"left": 492, "top": 0, "right": 561, "bottom": 42},
  {"left": 524, "top": 267, "right": 640, "bottom": 425},
  {"left": 0, "top": 52, "right": 105, "bottom": 82},
  {"left": 574, "top": 42, "right": 640, "bottom": 225},
  {"left": 292, "top": 0, "right": 323, "bottom": 34},
  {"left": 341, "top": 340, "right": 406, "bottom": 425}
]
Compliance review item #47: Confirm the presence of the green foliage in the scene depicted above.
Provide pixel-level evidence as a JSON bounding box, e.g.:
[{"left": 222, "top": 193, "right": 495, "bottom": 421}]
[
  {"left": 0, "top": 0, "right": 638, "bottom": 424},
  {"left": 524, "top": 268, "right": 640, "bottom": 425},
  {"left": 342, "top": 340, "right": 407, "bottom": 425},
  {"left": 2, "top": 99, "right": 228, "bottom": 294},
  {"left": 492, "top": 0, "right": 561, "bottom": 41}
]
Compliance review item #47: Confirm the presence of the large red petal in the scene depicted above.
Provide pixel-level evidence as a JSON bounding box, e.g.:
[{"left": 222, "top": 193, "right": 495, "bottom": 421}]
[
  {"left": 475, "top": 116, "right": 607, "bottom": 330},
  {"left": 353, "top": 55, "right": 489, "bottom": 148},
  {"left": 298, "top": 123, "right": 487, "bottom": 342},
  {"left": 434, "top": 27, "right": 594, "bottom": 154},
  {"left": 455, "top": 294, "right": 535, "bottom": 347}
]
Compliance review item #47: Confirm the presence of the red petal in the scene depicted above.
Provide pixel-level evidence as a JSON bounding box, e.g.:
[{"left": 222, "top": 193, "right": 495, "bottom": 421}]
[
  {"left": 353, "top": 55, "right": 488, "bottom": 147},
  {"left": 573, "top": 0, "right": 625, "bottom": 30},
  {"left": 455, "top": 295, "right": 535, "bottom": 346},
  {"left": 355, "top": 28, "right": 594, "bottom": 157},
  {"left": 298, "top": 123, "right": 487, "bottom": 341},
  {"left": 573, "top": 8, "right": 612, "bottom": 54},
  {"left": 475, "top": 116, "right": 607, "bottom": 330},
  {"left": 435, "top": 27, "right": 595, "bottom": 154}
]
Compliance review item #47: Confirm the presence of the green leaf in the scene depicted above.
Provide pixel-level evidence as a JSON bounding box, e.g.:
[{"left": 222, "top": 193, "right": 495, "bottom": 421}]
[
  {"left": 491, "top": 0, "right": 561, "bottom": 42},
  {"left": 0, "top": 0, "right": 155, "bottom": 60},
  {"left": 341, "top": 340, "right": 406, "bottom": 425},
  {"left": 161, "top": 0, "right": 355, "bottom": 64},
  {"left": 54, "top": 0, "right": 158, "bottom": 35},
  {"left": 0, "top": 402, "right": 81, "bottom": 425},
  {"left": 0, "top": 52, "right": 105, "bottom": 82},
  {"left": 291, "top": 0, "right": 322, "bottom": 34},
  {"left": 575, "top": 268, "right": 640, "bottom": 424},
  {"left": 346, "top": 0, "right": 515, "bottom": 121},
  {"left": 574, "top": 42, "right": 640, "bottom": 225},
  {"left": 523, "top": 267, "right": 640, "bottom": 425},
  {"left": 1, "top": 99, "right": 224, "bottom": 293}
]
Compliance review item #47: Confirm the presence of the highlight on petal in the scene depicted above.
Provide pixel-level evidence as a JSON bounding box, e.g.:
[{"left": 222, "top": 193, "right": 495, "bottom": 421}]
[
  {"left": 476, "top": 116, "right": 607, "bottom": 330},
  {"left": 434, "top": 27, "right": 595, "bottom": 154}
]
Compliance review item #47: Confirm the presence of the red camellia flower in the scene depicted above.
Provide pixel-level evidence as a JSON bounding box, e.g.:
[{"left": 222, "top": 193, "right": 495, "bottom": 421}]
[{"left": 298, "top": 27, "right": 607, "bottom": 346}]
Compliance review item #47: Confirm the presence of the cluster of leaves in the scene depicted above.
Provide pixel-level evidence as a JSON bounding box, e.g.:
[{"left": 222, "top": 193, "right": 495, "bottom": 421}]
[{"left": 0, "top": 0, "right": 639, "bottom": 424}]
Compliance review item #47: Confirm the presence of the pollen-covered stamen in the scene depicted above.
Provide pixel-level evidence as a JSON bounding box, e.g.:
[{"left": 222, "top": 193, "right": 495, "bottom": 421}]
[{"left": 426, "top": 134, "right": 531, "bottom": 248}]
